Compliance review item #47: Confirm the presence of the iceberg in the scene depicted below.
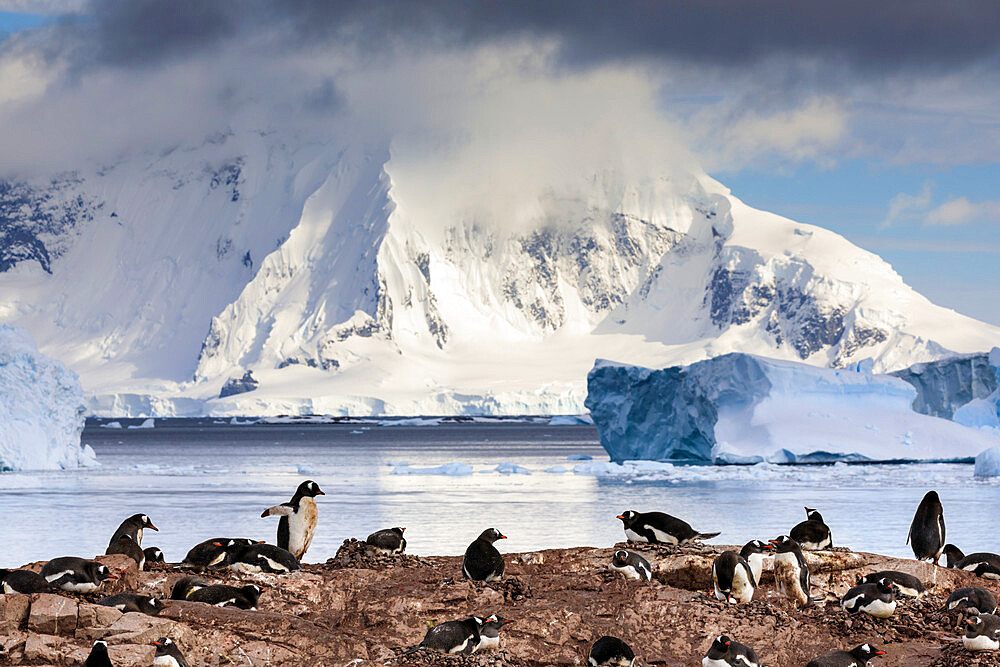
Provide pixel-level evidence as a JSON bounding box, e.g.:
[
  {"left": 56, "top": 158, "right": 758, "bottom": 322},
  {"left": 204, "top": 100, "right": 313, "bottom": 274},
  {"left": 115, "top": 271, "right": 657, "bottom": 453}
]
[
  {"left": 890, "top": 351, "right": 997, "bottom": 419},
  {"left": 585, "top": 353, "right": 1000, "bottom": 464},
  {"left": 953, "top": 348, "right": 1000, "bottom": 435},
  {"left": 0, "top": 324, "right": 95, "bottom": 471},
  {"left": 128, "top": 418, "right": 155, "bottom": 429},
  {"left": 974, "top": 447, "right": 1000, "bottom": 478}
]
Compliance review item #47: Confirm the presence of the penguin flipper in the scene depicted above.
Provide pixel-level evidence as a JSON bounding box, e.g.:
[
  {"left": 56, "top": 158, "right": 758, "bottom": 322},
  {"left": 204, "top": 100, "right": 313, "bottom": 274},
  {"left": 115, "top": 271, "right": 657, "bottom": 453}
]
[
  {"left": 695, "top": 531, "right": 722, "bottom": 541},
  {"left": 261, "top": 504, "right": 294, "bottom": 518}
]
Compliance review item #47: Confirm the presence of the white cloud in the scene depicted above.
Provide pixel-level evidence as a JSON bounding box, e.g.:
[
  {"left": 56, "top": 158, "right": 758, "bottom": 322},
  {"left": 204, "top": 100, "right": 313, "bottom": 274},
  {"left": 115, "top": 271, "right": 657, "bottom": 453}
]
[
  {"left": 881, "top": 182, "right": 932, "bottom": 227},
  {"left": 925, "top": 197, "right": 1000, "bottom": 226}
]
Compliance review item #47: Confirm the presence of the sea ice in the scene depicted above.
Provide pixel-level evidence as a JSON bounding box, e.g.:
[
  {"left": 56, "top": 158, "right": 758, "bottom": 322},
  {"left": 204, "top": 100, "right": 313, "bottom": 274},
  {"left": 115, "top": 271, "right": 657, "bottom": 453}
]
[
  {"left": 544, "top": 466, "right": 568, "bottom": 473},
  {"left": 390, "top": 462, "right": 473, "bottom": 475},
  {"left": 494, "top": 462, "right": 532, "bottom": 475},
  {"left": 128, "top": 418, "right": 155, "bottom": 429},
  {"left": 586, "top": 353, "right": 1000, "bottom": 464},
  {"left": 566, "top": 454, "right": 593, "bottom": 461},
  {"left": 548, "top": 415, "right": 594, "bottom": 426},
  {"left": 99, "top": 421, "right": 123, "bottom": 429},
  {"left": 0, "top": 324, "right": 95, "bottom": 471},
  {"left": 378, "top": 418, "right": 443, "bottom": 427},
  {"left": 975, "top": 448, "right": 1000, "bottom": 478}
]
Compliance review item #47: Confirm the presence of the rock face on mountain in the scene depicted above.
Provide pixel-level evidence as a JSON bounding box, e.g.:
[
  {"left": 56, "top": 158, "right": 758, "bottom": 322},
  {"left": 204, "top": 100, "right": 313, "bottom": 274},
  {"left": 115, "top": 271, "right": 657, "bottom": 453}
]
[
  {"left": 1, "top": 134, "right": 998, "bottom": 416},
  {"left": 1, "top": 545, "right": 994, "bottom": 666}
]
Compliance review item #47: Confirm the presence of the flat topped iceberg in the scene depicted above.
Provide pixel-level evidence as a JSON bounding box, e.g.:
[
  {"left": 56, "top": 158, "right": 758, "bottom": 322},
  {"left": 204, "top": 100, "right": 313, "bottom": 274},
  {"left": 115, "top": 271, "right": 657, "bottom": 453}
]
[
  {"left": 585, "top": 353, "right": 1000, "bottom": 464},
  {"left": 0, "top": 324, "right": 95, "bottom": 471}
]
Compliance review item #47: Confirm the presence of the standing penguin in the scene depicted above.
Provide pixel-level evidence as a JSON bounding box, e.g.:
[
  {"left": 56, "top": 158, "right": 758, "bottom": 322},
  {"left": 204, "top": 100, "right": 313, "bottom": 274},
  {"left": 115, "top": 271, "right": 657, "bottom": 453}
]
[
  {"left": 964, "top": 614, "right": 1000, "bottom": 652},
  {"left": 83, "top": 639, "right": 113, "bottom": 667},
  {"left": 152, "top": 637, "right": 189, "bottom": 667},
  {"left": 703, "top": 635, "right": 761, "bottom": 667},
  {"left": 588, "top": 636, "right": 636, "bottom": 666},
  {"left": 713, "top": 551, "right": 758, "bottom": 604},
  {"left": 462, "top": 528, "right": 506, "bottom": 582},
  {"left": 770, "top": 535, "right": 814, "bottom": 608},
  {"left": 841, "top": 578, "right": 897, "bottom": 619},
  {"left": 365, "top": 527, "right": 407, "bottom": 554},
  {"left": 261, "top": 480, "right": 324, "bottom": 560},
  {"left": 617, "top": 510, "right": 719, "bottom": 545},
  {"left": 609, "top": 550, "right": 652, "bottom": 581},
  {"left": 806, "top": 644, "right": 885, "bottom": 667},
  {"left": 108, "top": 513, "right": 158, "bottom": 548},
  {"left": 908, "top": 491, "right": 945, "bottom": 563},
  {"left": 790, "top": 507, "right": 832, "bottom": 551},
  {"left": 403, "top": 616, "right": 485, "bottom": 655},
  {"left": 476, "top": 614, "right": 514, "bottom": 651},
  {"left": 40, "top": 557, "right": 117, "bottom": 593},
  {"left": 739, "top": 540, "right": 774, "bottom": 584}
]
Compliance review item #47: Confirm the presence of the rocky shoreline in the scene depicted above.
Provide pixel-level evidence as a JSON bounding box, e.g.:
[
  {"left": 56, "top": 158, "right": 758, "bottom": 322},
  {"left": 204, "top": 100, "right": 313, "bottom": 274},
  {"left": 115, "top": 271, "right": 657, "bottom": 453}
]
[{"left": 2, "top": 540, "right": 999, "bottom": 666}]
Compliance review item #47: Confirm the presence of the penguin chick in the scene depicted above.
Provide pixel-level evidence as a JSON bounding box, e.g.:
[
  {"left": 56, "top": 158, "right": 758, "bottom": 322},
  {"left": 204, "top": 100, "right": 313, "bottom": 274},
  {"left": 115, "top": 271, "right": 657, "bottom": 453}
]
[
  {"left": 790, "top": 507, "right": 832, "bottom": 551},
  {"left": 588, "top": 636, "right": 635, "bottom": 666},
  {"left": 83, "top": 639, "right": 113, "bottom": 667},
  {"left": 153, "top": 637, "right": 189, "bottom": 667},
  {"left": 609, "top": 550, "right": 652, "bottom": 581},
  {"left": 908, "top": 491, "right": 945, "bottom": 563},
  {"left": 98, "top": 593, "right": 166, "bottom": 615},
  {"left": 841, "top": 578, "right": 897, "bottom": 619},
  {"left": 946, "top": 587, "right": 998, "bottom": 615},
  {"left": 739, "top": 540, "right": 775, "bottom": 585},
  {"left": 0, "top": 568, "right": 53, "bottom": 594},
  {"left": 106, "top": 535, "right": 146, "bottom": 570},
  {"left": 170, "top": 576, "right": 209, "bottom": 600},
  {"left": 616, "top": 510, "right": 720, "bottom": 545},
  {"left": 462, "top": 528, "right": 506, "bottom": 582},
  {"left": 703, "top": 635, "right": 761, "bottom": 667},
  {"left": 476, "top": 614, "right": 514, "bottom": 651},
  {"left": 183, "top": 538, "right": 256, "bottom": 567},
  {"left": 964, "top": 614, "right": 1000, "bottom": 652},
  {"left": 770, "top": 535, "right": 814, "bottom": 608},
  {"left": 713, "top": 551, "right": 758, "bottom": 604},
  {"left": 806, "top": 643, "right": 885, "bottom": 667},
  {"left": 261, "top": 480, "right": 324, "bottom": 560},
  {"left": 187, "top": 584, "right": 266, "bottom": 610},
  {"left": 365, "top": 527, "right": 406, "bottom": 554},
  {"left": 40, "top": 557, "right": 117, "bottom": 593},
  {"left": 109, "top": 513, "right": 158, "bottom": 549},
  {"left": 857, "top": 571, "right": 925, "bottom": 598},
  {"left": 404, "top": 616, "right": 485, "bottom": 655}
]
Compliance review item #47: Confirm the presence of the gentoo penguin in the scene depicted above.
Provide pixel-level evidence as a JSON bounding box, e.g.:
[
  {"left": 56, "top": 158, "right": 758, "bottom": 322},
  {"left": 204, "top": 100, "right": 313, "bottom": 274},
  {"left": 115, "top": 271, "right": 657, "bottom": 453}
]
[
  {"left": 144, "top": 547, "right": 165, "bottom": 564},
  {"left": 703, "top": 635, "right": 761, "bottom": 667},
  {"left": 942, "top": 544, "right": 965, "bottom": 568},
  {"left": 40, "top": 557, "right": 117, "bottom": 593},
  {"left": 908, "top": 491, "right": 945, "bottom": 563},
  {"left": 365, "top": 527, "right": 407, "bottom": 554},
  {"left": 588, "top": 636, "right": 636, "bottom": 666},
  {"left": 0, "top": 568, "right": 53, "bottom": 594},
  {"left": 183, "top": 537, "right": 256, "bottom": 567},
  {"left": 617, "top": 510, "right": 720, "bottom": 545},
  {"left": 403, "top": 616, "right": 485, "bottom": 655},
  {"left": 224, "top": 542, "right": 301, "bottom": 574},
  {"left": 153, "top": 637, "right": 189, "bottom": 667},
  {"left": 857, "top": 571, "right": 925, "bottom": 598},
  {"left": 106, "top": 535, "right": 146, "bottom": 570},
  {"left": 83, "top": 639, "right": 113, "bottom": 667},
  {"left": 109, "top": 513, "right": 158, "bottom": 549},
  {"left": 740, "top": 540, "right": 775, "bottom": 585},
  {"left": 462, "top": 528, "right": 506, "bottom": 582},
  {"left": 476, "top": 614, "right": 514, "bottom": 651},
  {"left": 98, "top": 593, "right": 165, "bottom": 615},
  {"left": 806, "top": 643, "right": 885, "bottom": 667},
  {"left": 964, "top": 614, "right": 1000, "bottom": 652},
  {"left": 841, "top": 578, "right": 897, "bottom": 619},
  {"left": 261, "top": 480, "right": 324, "bottom": 560},
  {"left": 790, "top": 507, "right": 832, "bottom": 551},
  {"left": 187, "top": 584, "right": 265, "bottom": 610},
  {"left": 769, "top": 535, "right": 814, "bottom": 608},
  {"left": 609, "top": 550, "right": 652, "bottom": 581},
  {"left": 952, "top": 551, "right": 1000, "bottom": 579},
  {"left": 713, "top": 551, "right": 758, "bottom": 604},
  {"left": 170, "top": 576, "right": 208, "bottom": 600},
  {"left": 946, "top": 587, "right": 998, "bottom": 615}
]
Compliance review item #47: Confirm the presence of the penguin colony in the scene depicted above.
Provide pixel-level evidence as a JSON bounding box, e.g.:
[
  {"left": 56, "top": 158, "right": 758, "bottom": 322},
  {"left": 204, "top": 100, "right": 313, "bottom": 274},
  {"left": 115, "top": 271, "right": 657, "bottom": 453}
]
[{"left": 6, "top": 485, "right": 1000, "bottom": 665}]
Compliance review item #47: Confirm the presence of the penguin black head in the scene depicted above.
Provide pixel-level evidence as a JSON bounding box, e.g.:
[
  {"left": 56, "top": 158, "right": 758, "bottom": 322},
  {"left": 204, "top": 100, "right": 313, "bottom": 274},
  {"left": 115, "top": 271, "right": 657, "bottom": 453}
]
[
  {"left": 708, "top": 635, "right": 732, "bottom": 657},
  {"left": 942, "top": 543, "right": 965, "bottom": 568},
  {"left": 850, "top": 643, "right": 886, "bottom": 660},
  {"left": 144, "top": 597, "right": 166, "bottom": 614},
  {"left": 769, "top": 535, "right": 802, "bottom": 553},
  {"left": 391, "top": 527, "right": 406, "bottom": 535},
  {"left": 612, "top": 550, "right": 630, "bottom": 566},
  {"left": 92, "top": 563, "right": 117, "bottom": 583},
  {"left": 483, "top": 613, "right": 514, "bottom": 629},
  {"left": 123, "top": 513, "right": 158, "bottom": 531},
  {"left": 804, "top": 507, "right": 824, "bottom": 522},
  {"left": 876, "top": 578, "right": 896, "bottom": 595},
  {"left": 616, "top": 511, "right": 638, "bottom": 527},
  {"left": 242, "top": 584, "right": 267, "bottom": 597},
  {"left": 87, "top": 639, "right": 110, "bottom": 659},
  {"left": 296, "top": 480, "right": 325, "bottom": 498},
  {"left": 477, "top": 528, "right": 506, "bottom": 543},
  {"left": 144, "top": 547, "right": 165, "bottom": 563},
  {"left": 153, "top": 637, "right": 184, "bottom": 660},
  {"left": 741, "top": 539, "right": 775, "bottom": 555}
]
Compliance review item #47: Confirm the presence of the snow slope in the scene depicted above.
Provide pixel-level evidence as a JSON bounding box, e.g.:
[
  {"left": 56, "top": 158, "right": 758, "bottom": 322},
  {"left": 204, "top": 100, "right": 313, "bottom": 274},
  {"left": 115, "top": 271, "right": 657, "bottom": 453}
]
[
  {"left": 0, "top": 324, "right": 94, "bottom": 470},
  {"left": 1, "top": 133, "right": 998, "bottom": 416}
]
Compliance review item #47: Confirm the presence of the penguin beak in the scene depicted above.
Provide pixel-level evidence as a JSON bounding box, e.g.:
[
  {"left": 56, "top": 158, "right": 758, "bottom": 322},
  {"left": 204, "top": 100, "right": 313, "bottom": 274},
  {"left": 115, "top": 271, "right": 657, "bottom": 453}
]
[
  {"left": 875, "top": 650, "right": 885, "bottom": 655},
  {"left": 768, "top": 539, "right": 779, "bottom": 545},
  {"left": 213, "top": 542, "right": 224, "bottom": 547},
  {"left": 153, "top": 640, "right": 163, "bottom": 647},
  {"left": 401, "top": 528, "right": 406, "bottom": 532},
  {"left": 149, "top": 523, "right": 159, "bottom": 531},
  {"left": 504, "top": 619, "right": 515, "bottom": 624},
  {"left": 499, "top": 535, "right": 507, "bottom": 539},
  {"left": 105, "top": 573, "right": 118, "bottom": 580},
  {"left": 616, "top": 515, "right": 625, "bottom": 520},
  {"left": 316, "top": 490, "right": 325, "bottom": 495}
]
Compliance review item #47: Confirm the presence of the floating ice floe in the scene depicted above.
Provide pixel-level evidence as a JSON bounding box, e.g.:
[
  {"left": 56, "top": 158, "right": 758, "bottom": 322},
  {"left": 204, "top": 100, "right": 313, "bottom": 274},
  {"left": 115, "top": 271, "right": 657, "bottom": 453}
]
[
  {"left": 99, "top": 421, "right": 123, "bottom": 429},
  {"left": 378, "top": 418, "right": 443, "bottom": 427},
  {"left": 494, "top": 462, "right": 532, "bottom": 475},
  {"left": 566, "top": 454, "right": 593, "bottom": 461},
  {"left": 548, "top": 415, "right": 594, "bottom": 426},
  {"left": 127, "top": 418, "right": 155, "bottom": 429},
  {"left": 390, "top": 462, "right": 473, "bottom": 475},
  {"left": 544, "top": 466, "right": 568, "bottom": 474},
  {"left": 975, "top": 448, "right": 1000, "bottom": 478},
  {"left": 0, "top": 324, "right": 96, "bottom": 471}
]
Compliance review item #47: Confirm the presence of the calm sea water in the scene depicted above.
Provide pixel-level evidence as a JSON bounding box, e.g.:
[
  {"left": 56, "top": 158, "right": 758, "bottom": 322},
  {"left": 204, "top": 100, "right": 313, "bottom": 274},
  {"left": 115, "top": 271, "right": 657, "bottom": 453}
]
[{"left": 1, "top": 420, "right": 998, "bottom": 568}]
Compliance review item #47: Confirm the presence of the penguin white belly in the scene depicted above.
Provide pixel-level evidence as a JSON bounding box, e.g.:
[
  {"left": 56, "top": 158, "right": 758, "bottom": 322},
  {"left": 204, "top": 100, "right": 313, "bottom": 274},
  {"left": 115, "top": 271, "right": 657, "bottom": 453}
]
[
  {"left": 859, "top": 598, "right": 896, "bottom": 618},
  {"left": 896, "top": 585, "right": 921, "bottom": 598},
  {"left": 964, "top": 634, "right": 1000, "bottom": 651},
  {"left": 773, "top": 553, "right": 807, "bottom": 606},
  {"left": 229, "top": 562, "right": 262, "bottom": 574},
  {"left": 153, "top": 657, "right": 182, "bottom": 667},
  {"left": 624, "top": 528, "right": 648, "bottom": 543},
  {"left": 646, "top": 525, "right": 679, "bottom": 545},
  {"left": 484, "top": 571, "right": 502, "bottom": 583},
  {"left": 746, "top": 553, "right": 766, "bottom": 584},
  {"left": 448, "top": 637, "right": 470, "bottom": 654},
  {"left": 1, "top": 582, "right": 12, "bottom": 594},
  {"left": 703, "top": 659, "right": 729, "bottom": 667},
  {"left": 261, "top": 556, "right": 291, "bottom": 572},
  {"left": 62, "top": 581, "right": 100, "bottom": 593},
  {"left": 478, "top": 635, "right": 500, "bottom": 651},
  {"left": 799, "top": 537, "right": 830, "bottom": 551},
  {"left": 610, "top": 563, "right": 642, "bottom": 580},
  {"left": 730, "top": 565, "right": 755, "bottom": 604},
  {"left": 287, "top": 497, "right": 317, "bottom": 559}
]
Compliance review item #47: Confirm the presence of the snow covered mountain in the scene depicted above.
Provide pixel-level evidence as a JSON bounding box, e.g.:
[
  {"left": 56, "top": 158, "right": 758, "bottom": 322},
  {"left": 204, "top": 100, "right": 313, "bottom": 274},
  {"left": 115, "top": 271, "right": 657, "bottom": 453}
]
[{"left": 1, "top": 132, "right": 998, "bottom": 417}]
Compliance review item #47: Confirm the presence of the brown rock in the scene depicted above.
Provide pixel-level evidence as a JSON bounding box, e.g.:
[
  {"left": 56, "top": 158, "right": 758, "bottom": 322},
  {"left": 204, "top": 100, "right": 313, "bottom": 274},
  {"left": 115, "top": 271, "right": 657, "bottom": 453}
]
[
  {"left": 23, "top": 632, "right": 67, "bottom": 661},
  {"left": 28, "top": 593, "right": 78, "bottom": 635},
  {"left": 0, "top": 593, "right": 31, "bottom": 633},
  {"left": 101, "top": 610, "right": 191, "bottom": 646}
]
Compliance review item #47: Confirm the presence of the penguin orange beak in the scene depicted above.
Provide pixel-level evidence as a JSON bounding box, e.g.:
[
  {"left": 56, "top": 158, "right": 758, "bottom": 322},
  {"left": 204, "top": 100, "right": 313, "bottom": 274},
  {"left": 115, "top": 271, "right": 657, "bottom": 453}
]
[
  {"left": 153, "top": 640, "right": 163, "bottom": 646},
  {"left": 105, "top": 573, "right": 118, "bottom": 580},
  {"left": 213, "top": 542, "right": 224, "bottom": 547},
  {"left": 499, "top": 535, "right": 507, "bottom": 539},
  {"left": 616, "top": 515, "right": 625, "bottom": 520},
  {"left": 503, "top": 619, "right": 515, "bottom": 624},
  {"left": 316, "top": 490, "right": 325, "bottom": 495},
  {"left": 149, "top": 523, "right": 159, "bottom": 531},
  {"left": 401, "top": 528, "right": 406, "bottom": 532},
  {"left": 875, "top": 650, "right": 885, "bottom": 655}
]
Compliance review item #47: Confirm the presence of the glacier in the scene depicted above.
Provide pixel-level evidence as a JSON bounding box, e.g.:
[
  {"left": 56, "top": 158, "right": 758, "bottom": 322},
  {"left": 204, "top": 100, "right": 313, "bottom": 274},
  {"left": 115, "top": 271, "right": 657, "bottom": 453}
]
[
  {"left": 585, "top": 353, "right": 1000, "bottom": 464},
  {"left": 2, "top": 133, "right": 1000, "bottom": 416},
  {"left": 953, "top": 348, "right": 1000, "bottom": 435},
  {"left": 0, "top": 324, "right": 95, "bottom": 471}
]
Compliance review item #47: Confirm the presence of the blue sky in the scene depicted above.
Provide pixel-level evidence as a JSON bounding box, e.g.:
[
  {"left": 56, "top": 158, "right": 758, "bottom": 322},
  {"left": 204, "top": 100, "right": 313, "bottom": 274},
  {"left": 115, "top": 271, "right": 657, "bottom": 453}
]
[{"left": 1, "top": 2, "right": 998, "bottom": 325}]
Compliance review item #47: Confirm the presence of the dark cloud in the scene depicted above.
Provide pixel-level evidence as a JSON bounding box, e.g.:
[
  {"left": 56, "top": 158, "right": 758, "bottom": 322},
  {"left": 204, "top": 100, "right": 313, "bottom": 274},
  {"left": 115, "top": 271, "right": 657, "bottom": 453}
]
[{"left": 79, "top": 0, "right": 1000, "bottom": 73}]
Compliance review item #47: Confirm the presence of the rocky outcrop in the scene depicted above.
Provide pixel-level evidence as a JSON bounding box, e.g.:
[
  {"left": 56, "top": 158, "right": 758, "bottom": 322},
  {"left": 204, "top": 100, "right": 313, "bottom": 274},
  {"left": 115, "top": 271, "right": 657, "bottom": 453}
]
[{"left": 0, "top": 545, "right": 997, "bottom": 665}]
